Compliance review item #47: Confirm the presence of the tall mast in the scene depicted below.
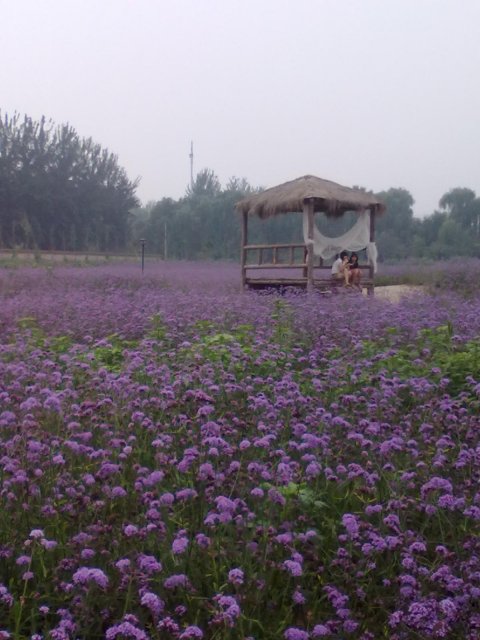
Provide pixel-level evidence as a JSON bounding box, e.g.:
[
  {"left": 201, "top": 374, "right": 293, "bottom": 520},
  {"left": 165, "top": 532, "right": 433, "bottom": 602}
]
[{"left": 189, "top": 141, "right": 194, "bottom": 189}]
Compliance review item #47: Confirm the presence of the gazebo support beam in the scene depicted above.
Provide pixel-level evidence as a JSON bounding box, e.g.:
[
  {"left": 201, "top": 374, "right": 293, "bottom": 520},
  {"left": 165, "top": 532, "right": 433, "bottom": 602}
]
[
  {"left": 304, "top": 199, "right": 315, "bottom": 291},
  {"left": 240, "top": 211, "right": 248, "bottom": 290},
  {"left": 368, "top": 207, "right": 376, "bottom": 296}
]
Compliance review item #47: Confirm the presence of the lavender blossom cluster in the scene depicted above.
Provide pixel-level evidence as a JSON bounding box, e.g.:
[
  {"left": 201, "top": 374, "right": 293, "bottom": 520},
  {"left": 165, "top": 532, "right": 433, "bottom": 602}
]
[{"left": 0, "top": 262, "right": 479, "bottom": 639}]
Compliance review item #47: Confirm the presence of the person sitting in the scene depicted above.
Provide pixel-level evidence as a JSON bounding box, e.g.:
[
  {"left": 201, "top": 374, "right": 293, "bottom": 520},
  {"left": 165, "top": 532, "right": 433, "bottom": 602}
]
[
  {"left": 348, "top": 252, "right": 362, "bottom": 290},
  {"left": 331, "top": 251, "right": 351, "bottom": 286}
]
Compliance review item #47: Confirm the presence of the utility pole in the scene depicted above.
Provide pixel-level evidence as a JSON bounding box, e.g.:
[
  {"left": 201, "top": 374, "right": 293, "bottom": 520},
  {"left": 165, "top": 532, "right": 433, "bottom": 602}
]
[
  {"left": 189, "top": 141, "right": 194, "bottom": 190},
  {"left": 140, "top": 238, "right": 145, "bottom": 273},
  {"left": 164, "top": 220, "right": 167, "bottom": 260}
]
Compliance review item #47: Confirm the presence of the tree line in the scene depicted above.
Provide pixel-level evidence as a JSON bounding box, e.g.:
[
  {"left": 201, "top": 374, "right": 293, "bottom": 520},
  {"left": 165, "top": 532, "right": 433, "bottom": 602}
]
[
  {"left": 133, "top": 172, "right": 480, "bottom": 262},
  {"left": 0, "top": 112, "right": 138, "bottom": 252},
  {"left": 1, "top": 111, "right": 479, "bottom": 261}
]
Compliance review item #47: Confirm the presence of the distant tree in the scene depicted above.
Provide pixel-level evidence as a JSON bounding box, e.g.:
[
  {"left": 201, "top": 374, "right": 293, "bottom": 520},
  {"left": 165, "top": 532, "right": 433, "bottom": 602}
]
[
  {"left": 133, "top": 173, "right": 264, "bottom": 260},
  {"left": 418, "top": 210, "right": 447, "bottom": 248},
  {"left": 146, "top": 198, "right": 179, "bottom": 258},
  {"left": 129, "top": 202, "right": 157, "bottom": 251},
  {"left": 186, "top": 168, "right": 221, "bottom": 198},
  {"left": 439, "top": 187, "right": 480, "bottom": 238},
  {"left": 375, "top": 188, "right": 416, "bottom": 260},
  {"left": 0, "top": 111, "right": 139, "bottom": 251},
  {"left": 410, "top": 233, "right": 427, "bottom": 258},
  {"left": 429, "top": 218, "right": 473, "bottom": 259},
  {"left": 225, "top": 176, "right": 260, "bottom": 197}
]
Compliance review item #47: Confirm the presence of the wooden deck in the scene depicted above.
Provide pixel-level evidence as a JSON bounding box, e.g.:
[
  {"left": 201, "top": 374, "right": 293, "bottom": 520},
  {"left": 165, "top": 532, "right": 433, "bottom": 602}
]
[{"left": 246, "top": 276, "right": 373, "bottom": 294}]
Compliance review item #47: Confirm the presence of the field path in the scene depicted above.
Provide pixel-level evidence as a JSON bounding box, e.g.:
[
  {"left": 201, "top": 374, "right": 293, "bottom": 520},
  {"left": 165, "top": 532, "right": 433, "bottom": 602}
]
[{"left": 373, "top": 284, "right": 424, "bottom": 302}]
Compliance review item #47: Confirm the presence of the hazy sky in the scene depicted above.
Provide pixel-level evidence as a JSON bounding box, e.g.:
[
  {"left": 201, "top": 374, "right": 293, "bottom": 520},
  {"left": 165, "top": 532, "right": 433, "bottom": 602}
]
[{"left": 2, "top": 0, "right": 479, "bottom": 217}]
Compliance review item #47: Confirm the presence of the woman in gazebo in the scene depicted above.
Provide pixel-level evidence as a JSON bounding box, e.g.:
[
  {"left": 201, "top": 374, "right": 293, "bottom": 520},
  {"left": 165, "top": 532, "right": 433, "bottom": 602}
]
[
  {"left": 331, "top": 251, "right": 351, "bottom": 286},
  {"left": 348, "top": 252, "right": 362, "bottom": 289}
]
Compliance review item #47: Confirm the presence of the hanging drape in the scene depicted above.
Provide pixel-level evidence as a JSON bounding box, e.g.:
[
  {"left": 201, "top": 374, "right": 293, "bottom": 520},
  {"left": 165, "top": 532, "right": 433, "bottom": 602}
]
[{"left": 302, "top": 211, "right": 378, "bottom": 272}]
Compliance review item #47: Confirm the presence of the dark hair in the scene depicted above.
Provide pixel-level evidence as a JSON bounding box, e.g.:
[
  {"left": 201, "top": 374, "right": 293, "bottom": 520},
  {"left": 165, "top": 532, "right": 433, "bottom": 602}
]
[
  {"left": 340, "top": 251, "right": 349, "bottom": 260},
  {"left": 349, "top": 252, "right": 359, "bottom": 265}
]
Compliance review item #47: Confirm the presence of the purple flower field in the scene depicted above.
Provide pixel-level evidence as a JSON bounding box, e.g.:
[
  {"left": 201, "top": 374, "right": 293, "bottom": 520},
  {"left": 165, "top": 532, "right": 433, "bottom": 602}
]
[{"left": 0, "top": 261, "right": 480, "bottom": 639}]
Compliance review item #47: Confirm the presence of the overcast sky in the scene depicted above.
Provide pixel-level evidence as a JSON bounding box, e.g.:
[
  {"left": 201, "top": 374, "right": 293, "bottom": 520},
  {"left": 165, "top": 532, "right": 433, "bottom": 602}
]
[{"left": 2, "top": 0, "right": 479, "bottom": 217}]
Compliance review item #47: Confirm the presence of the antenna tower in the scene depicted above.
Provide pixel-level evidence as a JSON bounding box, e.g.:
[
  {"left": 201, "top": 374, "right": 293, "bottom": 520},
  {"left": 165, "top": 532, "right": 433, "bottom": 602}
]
[{"left": 189, "top": 141, "right": 194, "bottom": 189}]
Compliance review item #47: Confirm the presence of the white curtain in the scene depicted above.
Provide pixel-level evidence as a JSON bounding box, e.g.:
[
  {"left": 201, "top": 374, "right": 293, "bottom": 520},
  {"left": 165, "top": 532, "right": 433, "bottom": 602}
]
[{"left": 302, "top": 211, "right": 378, "bottom": 273}]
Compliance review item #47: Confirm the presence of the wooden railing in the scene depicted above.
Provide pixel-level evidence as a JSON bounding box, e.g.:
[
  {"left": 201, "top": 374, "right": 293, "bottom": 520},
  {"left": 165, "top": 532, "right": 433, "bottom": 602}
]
[{"left": 243, "top": 243, "right": 315, "bottom": 269}]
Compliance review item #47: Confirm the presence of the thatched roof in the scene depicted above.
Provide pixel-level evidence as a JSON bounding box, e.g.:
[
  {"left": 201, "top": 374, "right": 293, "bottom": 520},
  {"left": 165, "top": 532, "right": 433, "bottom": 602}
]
[{"left": 235, "top": 175, "right": 385, "bottom": 219}]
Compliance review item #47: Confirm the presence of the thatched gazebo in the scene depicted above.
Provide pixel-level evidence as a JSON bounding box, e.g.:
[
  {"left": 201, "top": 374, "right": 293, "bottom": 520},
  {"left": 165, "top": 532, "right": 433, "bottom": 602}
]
[{"left": 235, "top": 175, "right": 385, "bottom": 293}]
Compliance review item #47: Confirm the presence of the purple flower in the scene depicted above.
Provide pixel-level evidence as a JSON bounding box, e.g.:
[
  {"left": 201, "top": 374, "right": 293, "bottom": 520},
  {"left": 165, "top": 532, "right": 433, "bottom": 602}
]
[
  {"left": 137, "top": 554, "right": 162, "bottom": 574},
  {"left": 421, "top": 477, "right": 453, "bottom": 496},
  {"left": 105, "top": 621, "right": 147, "bottom": 639},
  {"left": 283, "top": 560, "right": 303, "bottom": 577},
  {"left": 115, "top": 558, "right": 131, "bottom": 572},
  {"left": 123, "top": 524, "right": 139, "bottom": 537},
  {"left": 179, "top": 626, "right": 204, "bottom": 639},
  {"left": 140, "top": 591, "right": 164, "bottom": 618},
  {"left": 409, "top": 541, "right": 427, "bottom": 554},
  {"left": 29, "top": 529, "right": 45, "bottom": 539},
  {"left": 0, "top": 584, "right": 13, "bottom": 607},
  {"left": 343, "top": 619, "right": 359, "bottom": 633},
  {"left": 268, "top": 488, "right": 286, "bottom": 506},
  {"left": 198, "top": 462, "right": 215, "bottom": 480},
  {"left": 195, "top": 533, "right": 211, "bottom": 548},
  {"left": 464, "top": 506, "right": 480, "bottom": 520},
  {"left": 164, "top": 574, "right": 189, "bottom": 590},
  {"left": 72, "top": 567, "right": 109, "bottom": 589},
  {"left": 172, "top": 537, "right": 189, "bottom": 555},
  {"left": 383, "top": 514, "right": 401, "bottom": 531},
  {"left": 439, "top": 598, "right": 458, "bottom": 620},
  {"left": 284, "top": 628, "right": 309, "bottom": 640},
  {"left": 158, "top": 617, "right": 180, "bottom": 633},
  {"left": 214, "top": 594, "right": 241, "bottom": 626},
  {"left": 342, "top": 513, "right": 359, "bottom": 537},
  {"left": 175, "top": 488, "right": 198, "bottom": 501},
  {"left": 293, "top": 589, "right": 306, "bottom": 605},
  {"left": 41, "top": 539, "right": 58, "bottom": 550},
  {"left": 228, "top": 568, "right": 244, "bottom": 585},
  {"left": 111, "top": 486, "right": 127, "bottom": 498},
  {"left": 159, "top": 492, "right": 175, "bottom": 505},
  {"left": 215, "top": 496, "right": 236, "bottom": 512}
]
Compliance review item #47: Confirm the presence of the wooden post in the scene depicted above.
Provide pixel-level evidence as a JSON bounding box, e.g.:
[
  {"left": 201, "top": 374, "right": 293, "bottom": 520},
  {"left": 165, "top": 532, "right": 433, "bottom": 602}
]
[
  {"left": 368, "top": 207, "right": 375, "bottom": 296},
  {"left": 304, "top": 199, "right": 315, "bottom": 291},
  {"left": 240, "top": 211, "right": 248, "bottom": 291}
]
